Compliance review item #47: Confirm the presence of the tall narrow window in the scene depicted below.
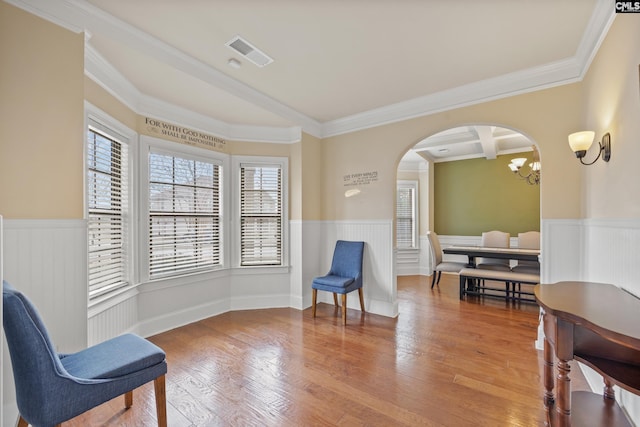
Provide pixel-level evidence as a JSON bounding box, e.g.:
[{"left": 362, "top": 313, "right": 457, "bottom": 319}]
[
  {"left": 396, "top": 181, "right": 418, "bottom": 249},
  {"left": 87, "top": 127, "right": 128, "bottom": 298},
  {"left": 148, "top": 152, "right": 222, "bottom": 278},
  {"left": 240, "top": 164, "right": 283, "bottom": 266}
]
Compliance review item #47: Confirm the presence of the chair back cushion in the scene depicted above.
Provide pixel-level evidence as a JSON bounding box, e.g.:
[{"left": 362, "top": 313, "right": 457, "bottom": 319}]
[
  {"left": 478, "top": 230, "right": 511, "bottom": 268},
  {"left": 426, "top": 231, "right": 443, "bottom": 265},
  {"left": 329, "top": 240, "right": 364, "bottom": 279},
  {"left": 518, "top": 231, "right": 540, "bottom": 250},
  {"left": 514, "top": 231, "right": 541, "bottom": 270},
  {"left": 481, "top": 230, "right": 510, "bottom": 248}
]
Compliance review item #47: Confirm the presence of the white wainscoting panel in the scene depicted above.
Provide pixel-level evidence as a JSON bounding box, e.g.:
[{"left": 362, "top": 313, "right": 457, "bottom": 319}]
[
  {"left": 136, "top": 271, "right": 232, "bottom": 338},
  {"left": 3, "top": 220, "right": 87, "bottom": 351},
  {"left": 289, "top": 219, "right": 303, "bottom": 309},
  {"left": 318, "top": 220, "right": 397, "bottom": 317},
  {"left": 395, "top": 248, "right": 420, "bottom": 276},
  {"left": 88, "top": 288, "right": 139, "bottom": 346},
  {"left": 583, "top": 218, "right": 640, "bottom": 296},
  {"left": 230, "top": 267, "right": 292, "bottom": 310},
  {"left": 2, "top": 219, "right": 87, "bottom": 425},
  {"left": 580, "top": 218, "right": 640, "bottom": 424},
  {"left": 540, "top": 219, "right": 583, "bottom": 284},
  {"left": 438, "top": 235, "right": 481, "bottom": 264},
  {"left": 290, "top": 220, "right": 324, "bottom": 309}
]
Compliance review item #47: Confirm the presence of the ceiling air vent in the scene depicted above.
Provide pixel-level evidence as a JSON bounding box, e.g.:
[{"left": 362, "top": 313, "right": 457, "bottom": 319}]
[{"left": 225, "top": 35, "right": 273, "bottom": 67}]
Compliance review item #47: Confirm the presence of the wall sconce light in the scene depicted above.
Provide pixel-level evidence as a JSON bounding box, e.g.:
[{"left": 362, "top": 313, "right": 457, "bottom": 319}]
[{"left": 568, "top": 131, "right": 611, "bottom": 165}]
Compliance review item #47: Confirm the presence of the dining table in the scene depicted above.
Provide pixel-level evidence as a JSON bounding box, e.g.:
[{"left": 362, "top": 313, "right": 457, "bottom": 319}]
[
  {"left": 442, "top": 245, "right": 540, "bottom": 267},
  {"left": 443, "top": 245, "right": 541, "bottom": 301}
]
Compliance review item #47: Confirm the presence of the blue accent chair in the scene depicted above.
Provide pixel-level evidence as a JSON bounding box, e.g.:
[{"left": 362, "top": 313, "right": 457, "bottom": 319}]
[
  {"left": 311, "top": 240, "right": 365, "bottom": 325},
  {"left": 2, "top": 281, "right": 168, "bottom": 427}
]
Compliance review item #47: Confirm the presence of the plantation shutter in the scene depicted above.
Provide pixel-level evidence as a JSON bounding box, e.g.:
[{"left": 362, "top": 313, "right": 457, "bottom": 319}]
[
  {"left": 148, "top": 151, "right": 221, "bottom": 277},
  {"left": 240, "top": 164, "right": 282, "bottom": 266},
  {"left": 396, "top": 186, "right": 415, "bottom": 249},
  {"left": 87, "top": 127, "right": 128, "bottom": 298}
]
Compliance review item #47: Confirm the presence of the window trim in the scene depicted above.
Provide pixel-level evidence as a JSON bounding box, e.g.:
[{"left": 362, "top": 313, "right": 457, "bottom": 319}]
[
  {"left": 139, "top": 135, "right": 230, "bottom": 283},
  {"left": 396, "top": 180, "right": 419, "bottom": 250},
  {"left": 232, "top": 155, "right": 288, "bottom": 269},
  {"left": 84, "top": 102, "right": 138, "bottom": 302}
]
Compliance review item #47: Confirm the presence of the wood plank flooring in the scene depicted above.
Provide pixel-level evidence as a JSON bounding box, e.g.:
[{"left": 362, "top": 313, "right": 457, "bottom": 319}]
[{"left": 64, "top": 274, "right": 589, "bottom": 426}]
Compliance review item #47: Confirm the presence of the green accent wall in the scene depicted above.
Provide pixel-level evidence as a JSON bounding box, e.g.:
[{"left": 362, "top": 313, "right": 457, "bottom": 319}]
[{"left": 434, "top": 154, "right": 540, "bottom": 236}]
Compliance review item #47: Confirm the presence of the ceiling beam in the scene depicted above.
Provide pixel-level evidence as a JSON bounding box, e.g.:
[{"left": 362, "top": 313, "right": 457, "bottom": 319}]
[{"left": 475, "top": 126, "right": 497, "bottom": 160}]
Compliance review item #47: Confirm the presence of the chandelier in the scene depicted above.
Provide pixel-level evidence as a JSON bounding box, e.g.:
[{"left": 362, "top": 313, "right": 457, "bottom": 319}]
[{"left": 508, "top": 147, "right": 540, "bottom": 185}]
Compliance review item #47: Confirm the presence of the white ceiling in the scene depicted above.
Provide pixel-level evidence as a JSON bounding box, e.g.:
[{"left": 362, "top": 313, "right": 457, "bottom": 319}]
[{"left": 10, "top": 0, "right": 613, "bottom": 145}]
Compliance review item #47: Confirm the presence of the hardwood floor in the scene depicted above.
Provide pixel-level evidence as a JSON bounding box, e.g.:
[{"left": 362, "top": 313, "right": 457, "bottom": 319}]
[{"left": 65, "top": 274, "right": 588, "bottom": 426}]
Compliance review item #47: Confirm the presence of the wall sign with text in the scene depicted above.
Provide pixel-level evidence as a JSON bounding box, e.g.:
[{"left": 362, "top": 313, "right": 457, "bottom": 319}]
[
  {"left": 140, "top": 117, "right": 227, "bottom": 152},
  {"left": 343, "top": 171, "right": 379, "bottom": 187}
]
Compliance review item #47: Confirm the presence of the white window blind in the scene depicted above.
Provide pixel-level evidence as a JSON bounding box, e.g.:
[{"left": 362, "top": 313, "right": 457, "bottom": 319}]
[
  {"left": 148, "top": 152, "right": 222, "bottom": 277},
  {"left": 240, "top": 164, "right": 283, "bottom": 266},
  {"left": 396, "top": 183, "right": 416, "bottom": 249},
  {"left": 87, "top": 127, "right": 128, "bottom": 298}
]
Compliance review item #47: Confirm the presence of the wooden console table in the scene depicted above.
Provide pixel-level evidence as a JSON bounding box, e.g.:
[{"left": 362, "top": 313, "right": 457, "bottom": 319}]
[{"left": 534, "top": 281, "right": 640, "bottom": 426}]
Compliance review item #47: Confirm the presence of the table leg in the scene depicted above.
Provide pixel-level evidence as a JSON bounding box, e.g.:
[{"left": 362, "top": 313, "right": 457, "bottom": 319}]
[
  {"left": 604, "top": 378, "right": 616, "bottom": 400},
  {"left": 556, "top": 358, "right": 571, "bottom": 426},
  {"left": 543, "top": 337, "right": 555, "bottom": 409}
]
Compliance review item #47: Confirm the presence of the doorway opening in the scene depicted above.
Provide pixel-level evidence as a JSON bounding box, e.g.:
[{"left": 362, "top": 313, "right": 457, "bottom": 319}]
[{"left": 395, "top": 124, "right": 541, "bottom": 294}]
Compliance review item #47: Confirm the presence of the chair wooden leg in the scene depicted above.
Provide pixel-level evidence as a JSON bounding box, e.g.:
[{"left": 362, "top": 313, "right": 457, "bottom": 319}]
[
  {"left": 333, "top": 292, "right": 339, "bottom": 307},
  {"left": 431, "top": 271, "right": 442, "bottom": 288},
  {"left": 358, "top": 288, "right": 365, "bottom": 312},
  {"left": 312, "top": 288, "right": 317, "bottom": 317},
  {"left": 342, "top": 294, "right": 347, "bottom": 325},
  {"left": 154, "top": 375, "right": 168, "bottom": 427},
  {"left": 125, "top": 390, "right": 133, "bottom": 409},
  {"left": 16, "top": 418, "right": 53, "bottom": 427}
]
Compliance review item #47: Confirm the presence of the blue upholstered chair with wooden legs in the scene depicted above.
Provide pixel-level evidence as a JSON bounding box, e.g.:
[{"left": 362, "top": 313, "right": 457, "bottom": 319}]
[
  {"left": 312, "top": 240, "right": 365, "bottom": 325},
  {"left": 2, "top": 281, "right": 168, "bottom": 427}
]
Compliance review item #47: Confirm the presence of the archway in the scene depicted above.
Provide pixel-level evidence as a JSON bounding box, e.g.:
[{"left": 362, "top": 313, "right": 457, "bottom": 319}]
[{"left": 394, "top": 124, "right": 541, "bottom": 297}]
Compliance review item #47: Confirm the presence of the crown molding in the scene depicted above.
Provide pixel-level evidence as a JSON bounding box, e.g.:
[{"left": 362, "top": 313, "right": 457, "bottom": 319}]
[
  {"left": 86, "top": 45, "right": 301, "bottom": 143},
  {"left": 74, "top": 0, "right": 322, "bottom": 139},
  {"left": 4, "top": 0, "right": 85, "bottom": 32},
  {"left": 321, "top": 0, "right": 614, "bottom": 138},
  {"left": 138, "top": 94, "right": 302, "bottom": 144},
  {"left": 321, "top": 57, "right": 582, "bottom": 138},
  {"left": 8, "top": 0, "right": 318, "bottom": 142},
  {"left": 84, "top": 6, "right": 321, "bottom": 138},
  {"left": 8, "top": 0, "right": 614, "bottom": 142},
  {"left": 573, "top": 0, "right": 616, "bottom": 78},
  {"left": 84, "top": 45, "right": 143, "bottom": 113}
]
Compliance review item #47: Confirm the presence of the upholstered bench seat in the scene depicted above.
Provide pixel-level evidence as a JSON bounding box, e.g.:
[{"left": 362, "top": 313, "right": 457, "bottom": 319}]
[{"left": 459, "top": 267, "right": 539, "bottom": 302}]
